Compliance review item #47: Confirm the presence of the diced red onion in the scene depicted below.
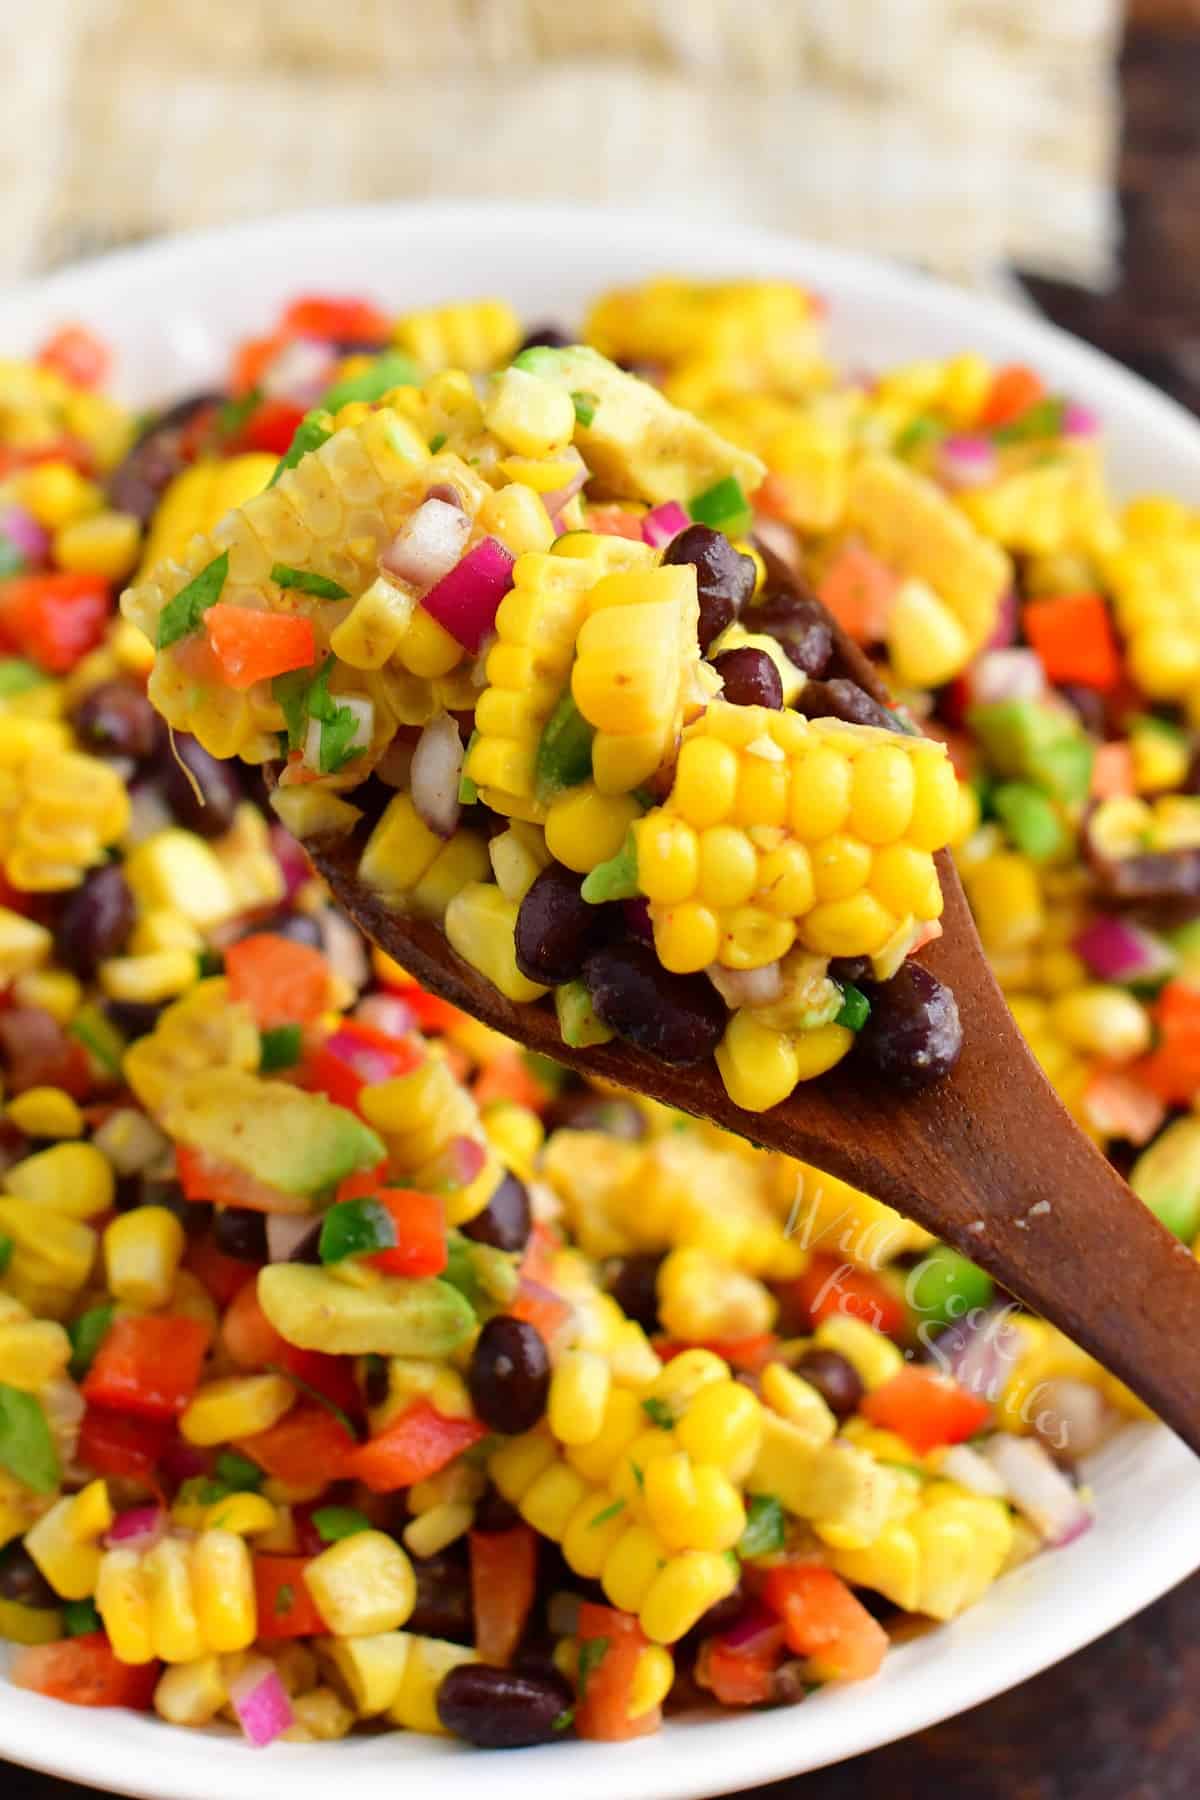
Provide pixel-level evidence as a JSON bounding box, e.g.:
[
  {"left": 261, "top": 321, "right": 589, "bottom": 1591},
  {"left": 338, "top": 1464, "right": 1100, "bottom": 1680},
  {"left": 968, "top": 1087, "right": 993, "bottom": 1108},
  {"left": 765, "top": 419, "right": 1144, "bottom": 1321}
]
[
  {"left": 229, "top": 1658, "right": 294, "bottom": 1748},
  {"left": 1062, "top": 402, "right": 1100, "bottom": 439},
  {"left": 270, "top": 823, "right": 313, "bottom": 899},
  {"left": 0, "top": 504, "right": 49, "bottom": 566},
  {"left": 103, "top": 1505, "right": 166, "bottom": 1551},
  {"left": 966, "top": 648, "right": 1046, "bottom": 707},
  {"left": 261, "top": 337, "right": 337, "bottom": 405},
  {"left": 985, "top": 588, "right": 1018, "bottom": 650},
  {"left": 1031, "top": 1378, "right": 1113, "bottom": 1461},
  {"left": 641, "top": 502, "right": 690, "bottom": 548},
  {"left": 420, "top": 536, "right": 515, "bottom": 654},
  {"left": 411, "top": 711, "right": 464, "bottom": 839},
  {"left": 353, "top": 992, "right": 417, "bottom": 1039},
  {"left": 321, "top": 906, "right": 369, "bottom": 992},
  {"left": 937, "top": 434, "right": 998, "bottom": 490},
  {"left": 539, "top": 452, "right": 588, "bottom": 521},
  {"left": 707, "top": 961, "right": 784, "bottom": 1008},
  {"left": 158, "top": 1439, "right": 210, "bottom": 1484},
  {"left": 266, "top": 1213, "right": 322, "bottom": 1262},
  {"left": 938, "top": 1443, "right": 1008, "bottom": 1498},
  {"left": 382, "top": 498, "right": 472, "bottom": 589},
  {"left": 983, "top": 1433, "right": 1094, "bottom": 1546},
  {"left": 719, "top": 1605, "right": 785, "bottom": 1653},
  {"left": 933, "top": 1305, "right": 1023, "bottom": 1405},
  {"left": 1072, "top": 916, "right": 1175, "bottom": 986},
  {"left": 323, "top": 1024, "right": 406, "bottom": 1088},
  {"left": 374, "top": 738, "right": 415, "bottom": 789}
]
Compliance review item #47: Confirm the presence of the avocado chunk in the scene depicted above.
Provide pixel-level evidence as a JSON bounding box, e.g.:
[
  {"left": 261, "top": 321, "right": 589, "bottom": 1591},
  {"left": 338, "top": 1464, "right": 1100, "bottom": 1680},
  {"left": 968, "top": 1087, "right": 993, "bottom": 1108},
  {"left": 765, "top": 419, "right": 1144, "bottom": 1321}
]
[
  {"left": 1130, "top": 1116, "right": 1200, "bottom": 1242},
  {"left": 258, "top": 1264, "right": 476, "bottom": 1356},
  {"left": 163, "top": 1068, "right": 384, "bottom": 1200},
  {"left": 511, "top": 344, "right": 765, "bottom": 506}
]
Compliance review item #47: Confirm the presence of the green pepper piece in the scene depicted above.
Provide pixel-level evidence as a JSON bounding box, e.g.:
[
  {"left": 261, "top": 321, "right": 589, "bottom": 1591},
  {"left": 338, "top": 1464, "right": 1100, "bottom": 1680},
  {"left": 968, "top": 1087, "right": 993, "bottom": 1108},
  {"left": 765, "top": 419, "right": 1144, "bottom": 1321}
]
[
  {"left": 737, "top": 1493, "right": 786, "bottom": 1560},
  {"left": 67, "top": 1303, "right": 115, "bottom": 1380},
  {"left": 459, "top": 730, "right": 480, "bottom": 804},
  {"left": 992, "top": 782, "right": 1068, "bottom": 863},
  {"left": 834, "top": 984, "right": 871, "bottom": 1032},
  {"left": 260, "top": 1024, "right": 304, "bottom": 1073},
  {"left": 1130, "top": 1116, "right": 1200, "bottom": 1243},
  {"left": 992, "top": 398, "right": 1065, "bottom": 445},
  {"left": 215, "top": 1449, "right": 266, "bottom": 1492},
  {"left": 318, "top": 1198, "right": 396, "bottom": 1265},
  {"left": 1033, "top": 736, "right": 1094, "bottom": 810},
  {"left": 63, "top": 1598, "right": 102, "bottom": 1637},
  {"left": 319, "top": 351, "right": 421, "bottom": 413},
  {"left": 156, "top": 551, "right": 230, "bottom": 649},
  {"left": 311, "top": 1505, "right": 372, "bottom": 1542},
  {"left": 269, "top": 414, "right": 332, "bottom": 487},
  {"left": 0, "top": 660, "right": 47, "bottom": 698},
  {"left": 556, "top": 980, "right": 614, "bottom": 1048},
  {"left": 580, "top": 831, "right": 639, "bottom": 903},
  {"left": 908, "top": 1244, "right": 994, "bottom": 1332},
  {"left": 688, "top": 474, "right": 752, "bottom": 538},
  {"left": 0, "top": 1385, "right": 59, "bottom": 1494},
  {"left": 535, "top": 693, "right": 596, "bottom": 805}
]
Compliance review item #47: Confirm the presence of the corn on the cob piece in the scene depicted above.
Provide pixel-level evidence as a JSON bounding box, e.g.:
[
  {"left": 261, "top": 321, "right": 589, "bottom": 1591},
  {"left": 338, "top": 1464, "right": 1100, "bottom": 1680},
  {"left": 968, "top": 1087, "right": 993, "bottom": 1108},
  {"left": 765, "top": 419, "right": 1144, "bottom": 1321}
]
[
  {"left": 830, "top": 1481, "right": 1012, "bottom": 1620},
  {"left": 95, "top": 1529, "right": 257, "bottom": 1662},
  {"left": 123, "top": 977, "right": 260, "bottom": 1115},
  {"left": 393, "top": 300, "right": 522, "bottom": 375},
  {"left": 0, "top": 723, "right": 129, "bottom": 893},
  {"left": 135, "top": 455, "right": 278, "bottom": 579}
]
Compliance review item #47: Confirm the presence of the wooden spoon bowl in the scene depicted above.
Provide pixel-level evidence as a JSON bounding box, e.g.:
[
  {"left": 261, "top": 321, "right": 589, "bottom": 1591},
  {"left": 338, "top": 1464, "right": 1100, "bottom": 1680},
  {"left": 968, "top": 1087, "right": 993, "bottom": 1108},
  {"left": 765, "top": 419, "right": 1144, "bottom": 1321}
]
[{"left": 289, "top": 559, "right": 1200, "bottom": 1452}]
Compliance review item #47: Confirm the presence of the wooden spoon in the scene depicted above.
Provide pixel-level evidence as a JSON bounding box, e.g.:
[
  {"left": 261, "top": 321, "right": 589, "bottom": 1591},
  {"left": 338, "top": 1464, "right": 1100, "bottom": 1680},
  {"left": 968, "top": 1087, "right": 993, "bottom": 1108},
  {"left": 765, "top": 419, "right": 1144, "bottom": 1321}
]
[{"left": 291, "top": 561, "right": 1200, "bottom": 1453}]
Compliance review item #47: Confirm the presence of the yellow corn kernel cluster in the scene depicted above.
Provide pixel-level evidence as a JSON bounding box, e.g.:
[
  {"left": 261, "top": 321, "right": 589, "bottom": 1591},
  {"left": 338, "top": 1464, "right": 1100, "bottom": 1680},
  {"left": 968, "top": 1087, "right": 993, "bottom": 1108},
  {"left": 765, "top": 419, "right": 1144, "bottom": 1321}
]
[
  {"left": 540, "top": 1124, "right": 806, "bottom": 1276},
  {"left": 830, "top": 1480, "right": 1013, "bottom": 1620},
  {"left": 641, "top": 701, "right": 953, "bottom": 976},
  {"left": 357, "top": 794, "right": 489, "bottom": 919},
  {"left": 1101, "top": 497, "right": 1200, "bottom": 717},
  {"left": 777, "top": 1159, "right": 934, "bottom": 1266},
  {"left": 123, "top": 977, "right": 260, "bottom": 1115},
  {"left": 657, "top": 1247, "right": 776, "bottom": 1342},
  {"left": 356, "top": 1050, "right": 496, "bottom": 1225},
  {"left": 0, "top": 1162, "right": 100, "bottom": 1319},
  {"left": 0, "top": 358, "right": 132, "bottom": 471},
  {"left": 320, "top": 1630, "right": 479, "bottom": 1732},
  {"left": 466, "top": 549, "right": 603, "bottom": 820},
  {"left": 959, "top": 441, "right": 1105, "bottom": 558},
  {"left": 95, "top": 1530, "right": 257, "bottom": 1662},
  {"left": 134, "top": 455, "right": 278, "bottom": 579},
  {"left": 393, "top": 299, "right": 521, "bottom": 375},
  {"left": 570, "top": 565, "right": 703, "bottom": 794},
  {"left": 847, "top": 455, "right": 1011, "bottom": 656},
  {"left": 0, "top": 720, "right": 129, "bottom": 892}
]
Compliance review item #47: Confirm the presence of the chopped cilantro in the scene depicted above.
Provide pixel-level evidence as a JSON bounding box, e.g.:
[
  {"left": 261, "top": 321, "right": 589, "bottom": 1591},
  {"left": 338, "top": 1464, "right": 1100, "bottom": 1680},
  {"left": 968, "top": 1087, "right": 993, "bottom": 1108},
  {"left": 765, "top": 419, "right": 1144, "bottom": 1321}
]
[
  {"left": 576, "top": 1636, "right": 610, "bottom": 1701},
  {"left": 570, "top": 391, "right": 598, "bottom": 428},
  {"left": 588, "top": 1498, "right": 626, "bottom": 1528},
  {"left": 893, "top": 415, "right": 941, "bottom": 458},
  {"left": 306, "top": 658, "right": 364, "bottom": 773},
  {"left": 551, "top": 1707, "right": 575, "bottom": 1733},
  {"left": 63, "top": 1598, "right": 102, "bottom": 1637},
  {"left": 260, "top": 1023, "right": 304, "bottom": 1072},
  {"left": 737, "top": 1493, "right": 786, "bottom": 1560},
  {"left": 269, "top": 414, "right": 331, "bottom": 487},
  {"left": 641, "top": 1396, "right": 675, "bottom": 1430},
  {"left": 992, "top": 398, "right": 1065, "bottom": 445},
  {"left": 319, "top": 351, "right": 420, "bottom": 413},
  {"left": 156, "top": 551, "right": 229, "bottom": 649},
  {"left": 311, "top": 1505, "right": 372, "bottom": 1543},
  {"left": 0, "top": 660, "right": 47, "bottom": 698},
  {"left": 67, "top": 1303, "right": 114, "bottom": 1380},
  {"left": 428, "top": 432, "right": 447, "bottom": 454},
  {"left": 0, "top": 1237, "right": 11, "bottom": 1277},
  {"left": 195, "top": 948, "right": 223, "bottom": 979},
  {"left": 0, "top": 1385, "right": 59, "bottom": 1494},
  {"left": 214, "top": 388, "right": 263, "bottom": 443},
  {"left": 631, "top": 1461, "right": 645, "bottom": 1491},
  {"left": 272, "top": 666, "right": 314, "bottom": 752},
  {"left": 215, "top": 1449, "right": 265, "bottom": 1492},
  {"left": 270, "top": 563, "right": 350, "bottom": 600}
]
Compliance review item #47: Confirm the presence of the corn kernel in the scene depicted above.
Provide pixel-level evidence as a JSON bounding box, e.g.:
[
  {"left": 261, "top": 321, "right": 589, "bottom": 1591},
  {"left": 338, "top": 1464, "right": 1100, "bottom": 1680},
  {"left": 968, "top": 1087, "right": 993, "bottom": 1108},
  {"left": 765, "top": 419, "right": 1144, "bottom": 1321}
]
[
  {"left": 7, "top": 1142, "right": 113, "bottom": 1218},
  {"left": 7, "top": 1088, "right": 83, "bottom": 1140},
  {"left": 154, "top": 1656, "right": 227, "bottom": 1726},
  {"left": 601, "top": 1523, "right": 663, "bottom": 1613},
  {"left": 633, "top": 814, "right": 699, "bottom": 904},
  {"left": 180, "top": 1374, "right": 296, "bottom": 1446},
  {"left": 639, "top": 1549, "right": 738, "bottom": 1644},
  {"left": 53, "top": 511, "right": 141, "bottom": 582},
  {"left": 789, "top": 745, "right": 852, "bottom": 839},
  {"left": 304, "top": 1531, "right": 416, "bottom": 1637},
  {"left": 103, "top": 1205, "right": 186, "bottom": 1309},
  {"left": 402, "top": 1501, "right": 474, "bottom": 1559},
  {"left": 17, "top": 462, "right": 101, "bottom": 530},
  {"left": 675, "top": 1379, "right": 763, "bottom": 1479},
  {"left": 673, "top": 736, "right": 739, "bottom": 827},
  {"left": 203, "top": 1493, "right": 279, "bottom": 1538},
  {"left": 545, "top": 785, "right": 641, "bottom": 874},
  {"left": 549, "top": 1350, "right": 612, "bottom": 1447},
  {"left": 653, "top": 901, "right": 721, "bottom": 975}
]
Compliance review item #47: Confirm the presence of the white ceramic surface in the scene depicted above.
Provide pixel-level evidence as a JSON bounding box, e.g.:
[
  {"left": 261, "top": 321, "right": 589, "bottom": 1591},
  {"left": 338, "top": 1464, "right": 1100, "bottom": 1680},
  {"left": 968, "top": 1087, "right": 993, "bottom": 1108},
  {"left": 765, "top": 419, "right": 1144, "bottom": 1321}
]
[{"left": 0, "top": 204, "right": 1197, "bottom": 1800}]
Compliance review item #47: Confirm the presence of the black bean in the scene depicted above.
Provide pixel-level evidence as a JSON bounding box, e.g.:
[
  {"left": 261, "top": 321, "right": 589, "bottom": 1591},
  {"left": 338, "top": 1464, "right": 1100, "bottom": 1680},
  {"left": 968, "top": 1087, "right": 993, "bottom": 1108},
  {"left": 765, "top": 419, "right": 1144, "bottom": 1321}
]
[
  {"left": 582, "top": 943, "right": 727, "bottom": 1068},
  {"left": 136, "top": 1177, "right": 211, "bottom": 1236},
  {"left": 663, "top": 525, "right": 757, "bottom": 653},
  {"left": 793, "top": 678, "right": 904, "bottom": 734},
  {"left": 519, "top": 326, "right": 572, "bottom": 352},
  {"left": 711, "top": 646, "right": 783, "bottom": 710},
  {"left": 468, "top": 1316, "right": 551, "bottom": 1435},
  {"left": 462, "top": 1171, "right": 532, "bottom": 1255},
  {"left": 791, "top": 1348, "right": 864, "bottom": 1421},
  {"left": 71, "top": 680, "right": 161, "bottom": 763},
  {"left": 104, "top": 999, "right": 165, "bottom": 1040},
  {"left": 106, "top": 391, "right": 223, "bottom": 523},
  {"left": 163, "top": 734, "right": 242, "bottom": 838},
  {"left": 472, "top": 1486, "right": 523, "bottom": 1535},
  {"left": 408, "top": 1550, "right": 473, "bottom": 1643},
  {"left": 0, "top": 1545, "right": 57, "bottom": 1609},
  {"left": 54, "top": 864, "right": 135, "bottom": 977},
  {"left": 770, "top": 1660, "right": 810, "bottom": 1707},
  {"left": 212, "top": 1206, "right": 268, "bottom": 1263},
  {"left": 856, "top": 962, "right": 962, "bottom": 1089},
  {"left": 437, "top": 1663, "right": 574, "bottom": 1749},
  {"left": 515, "top": 864, "right": 611, "bottom": 987},
  {"left": 238, "top": 910, "right": 324, "bottom": 950},
  {"left": 827, "top": 956, "right": 874, "bottom": 987},
  {"left": 1056, "top": 682, "right": 1107, "bottom": 738},
  {"left": 544, "top": 1093, "right": 647, "bottom": 1139},
  {"left": 362, "top": 1354, "right": 391, "bottom": 1409},
  {"left": 286, "top": 1220, "right": 324, "bottom": 1264},
  {"left": 606, "top": 1254, "right": 664, "bottom": 1334},
  {"left": 752, "top": 591, "right": 834, "bottom": 678}
]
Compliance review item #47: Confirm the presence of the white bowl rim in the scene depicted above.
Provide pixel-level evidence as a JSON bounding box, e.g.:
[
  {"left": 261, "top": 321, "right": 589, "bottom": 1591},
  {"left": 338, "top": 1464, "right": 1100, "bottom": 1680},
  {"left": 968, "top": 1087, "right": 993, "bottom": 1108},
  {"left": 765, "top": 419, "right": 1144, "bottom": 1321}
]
[{"left": 0, "top": 201, "right": 1197, "bottom": 1800}]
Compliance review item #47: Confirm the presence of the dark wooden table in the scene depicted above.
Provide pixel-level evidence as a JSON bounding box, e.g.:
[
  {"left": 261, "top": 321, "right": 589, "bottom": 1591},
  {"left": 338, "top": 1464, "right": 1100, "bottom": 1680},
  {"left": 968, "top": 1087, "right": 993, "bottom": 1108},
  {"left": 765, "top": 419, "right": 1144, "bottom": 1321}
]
[{"left": 6, "top": 13, "right": 1200, "bottom": 1800}]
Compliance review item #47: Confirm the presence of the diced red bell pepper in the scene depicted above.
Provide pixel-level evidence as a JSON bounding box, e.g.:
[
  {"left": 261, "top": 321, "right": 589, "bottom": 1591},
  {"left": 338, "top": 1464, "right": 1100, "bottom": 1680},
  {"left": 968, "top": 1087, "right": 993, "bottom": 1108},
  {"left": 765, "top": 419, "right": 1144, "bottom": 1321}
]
[
  {"left": 226, "top": 931, "right": 331, "bottom": 1029},
  {"left": 230, "top": 331, "right": 289, "bottom": 397},
  {"left": 469, "top": 1525, "right": 538, "bottom": 1667},
  {"left": 386, "top": 983, "right": 467, "bottom": 1035},
  {"left": 583, "top": 505, "right": 646, "bottom": 541},
  {"left": 176, "top": 1144, "right": 300, "bottom": 1215},
  {"left": 82, "top": 1316, "right": 210, "bottom": 1422},
  {"left": 509, "top": 1279, "right": 572, "bottom": 1345},
  {"left": 654, "top": 1334, "right": 778, "bottom": 1374},
  {"left": 347, "top": 1399, "right": 487, "bottom": 1494},
  {"left": 860, "top": 1366, "right": 991, "bottom": 1454},
  {"left": 235, "top": 398, "right": 306, "bottom": 456},
  {"left": 1132, "top": 982, "right": 1200, "bottom": 1105},
  {"left": 473, "top": 1051, "right": 551, "bottom": 1114},
  {"left": 77, "top": 1406, "right": 171, "bottom": 1481},
  {"left": 575, "top": 1603, "right": 661, "bottom": 1740},
  {"left": 238, "top": 1404, "right": 358, "bottom": 1488},
  {"left": 303, "top": 1020, "right": 421, "bottom": 1113},
  {"left": 790, "top": 1252, "right": 909, "bottom": 1340},
  {"left": 203, "top": 605, "right": 316, "bottom": 692},
  {"left": 281, "top": 295, "right": 392, "bottom": 344},
  {"left": 367, "top": 1190, "right": 447, "bottom": 1278},
  {"left": 219, "top": 1279, "right": 360, "bottom": 1419},
  {"left": 0, "top": 572, "right": 110, "bottom": 673},
  {"left": 763, "top": 1565, "right": 888, "bottom": 1681},
  {"left": 1091, "top": 741, "right": 1135, "bottom": 800},
  {"left": 696, "top": 1613, "right": 786, "bottom": 1707},
  {"left": 0, "top": 438, "right": 93, "bottom": 479},
  {"left": 979, "top": 364, "right": 1045, "bottom": 429},
  {"left": 817, "top": 546, "right": 897, "bottom": 645},
  {"left": 37, "top": 324, "right": 111, "bottom": 390},
  {"left": 184, "top": 1232, "right": 259, "bottom": 1307},
  {"left": 1023, "top": 593, "right": 1120, "bottom": 692},
  {"left": 11, "top": 1634, "right": 159, "bottom": 1709},
  {"left": 252, "top": 1555, "right": 329, "bottom": 1640}
]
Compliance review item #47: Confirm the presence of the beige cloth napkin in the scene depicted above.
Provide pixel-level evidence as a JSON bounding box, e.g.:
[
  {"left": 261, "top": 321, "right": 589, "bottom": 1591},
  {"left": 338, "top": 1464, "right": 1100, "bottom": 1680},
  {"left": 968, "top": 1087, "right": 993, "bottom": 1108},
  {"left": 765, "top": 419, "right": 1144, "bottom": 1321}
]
[{"left": 4, "top": 0, "right": 1121, "bottom": 289}]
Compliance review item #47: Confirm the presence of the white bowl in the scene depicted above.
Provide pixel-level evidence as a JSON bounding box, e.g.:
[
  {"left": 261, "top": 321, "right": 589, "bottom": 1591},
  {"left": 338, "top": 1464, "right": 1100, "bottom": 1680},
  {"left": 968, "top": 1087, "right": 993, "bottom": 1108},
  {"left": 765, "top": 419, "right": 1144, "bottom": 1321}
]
[{"left": 1, "top": 204, "right": 1198, "bottom": 1800}]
